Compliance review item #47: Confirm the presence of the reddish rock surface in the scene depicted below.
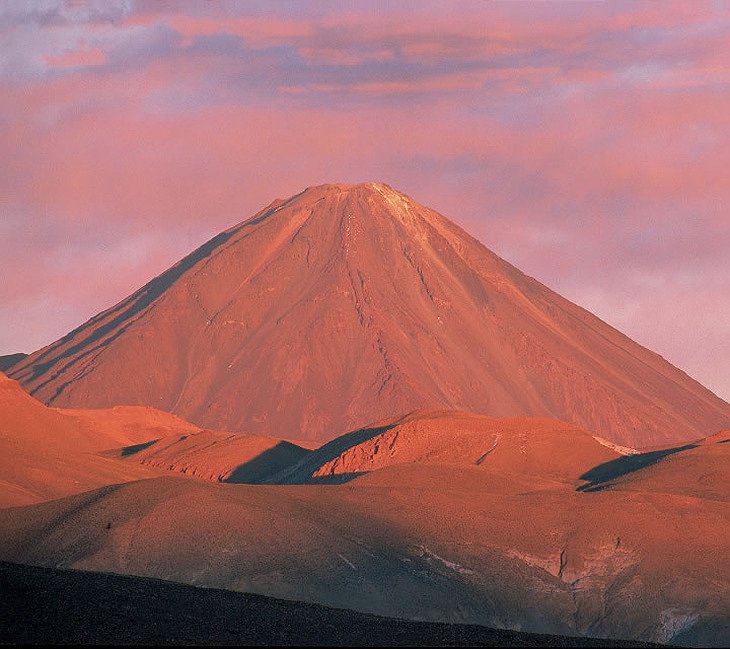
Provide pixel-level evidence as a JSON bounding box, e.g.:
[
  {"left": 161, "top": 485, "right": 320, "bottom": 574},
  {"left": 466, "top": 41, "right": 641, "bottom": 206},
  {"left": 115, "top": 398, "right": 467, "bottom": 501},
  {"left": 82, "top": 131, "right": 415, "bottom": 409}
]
[
  {"left": 0, "top": 371, "right": 193, "bottom": 506},
  {"left": 1, "top": 373, "right": 727, "bottom": 645},
  {"left": 2, "top": 423, "right": 727, "bottom": 645},
  {"left": 112, "top": 428, "right": 314, "bottom": 484},
  {"left": 10, "top": 183, "right": 730, "bottom": 446},
  {"left": 275, "top": 410, "right": 621, "bottom": 485}
]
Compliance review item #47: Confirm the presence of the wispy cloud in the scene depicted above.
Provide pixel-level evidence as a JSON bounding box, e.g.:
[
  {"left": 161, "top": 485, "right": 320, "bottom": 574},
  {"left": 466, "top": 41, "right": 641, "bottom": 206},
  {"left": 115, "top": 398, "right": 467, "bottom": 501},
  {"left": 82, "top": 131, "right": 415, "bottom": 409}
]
[{"left": 1, "top": 0, "right": 728, "bottom": 399}]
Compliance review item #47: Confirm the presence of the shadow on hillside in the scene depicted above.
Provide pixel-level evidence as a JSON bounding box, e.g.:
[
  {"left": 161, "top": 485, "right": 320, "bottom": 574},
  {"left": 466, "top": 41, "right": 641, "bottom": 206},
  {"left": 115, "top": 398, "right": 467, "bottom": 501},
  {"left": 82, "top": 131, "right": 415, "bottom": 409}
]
[
  {"left": 117, "top": 418, "right": 401, "bottom": 486},
  {"left": 577, "top": 443, "right": 697, "bottom": 492},
  {"left": 224, "top": 441, "right": 311, "bottom": 484},
  {"left": 119, "top": 439, "right": 159, "bottom": 457},
  {"left": 305, "top": 472, "right": 367, "bottom": 484},
  {"left": 267, "top": 421, "right": 401, "bottom": 485},
  {"left": 0, "top": 353, "right": 27, "bottom": 372}
]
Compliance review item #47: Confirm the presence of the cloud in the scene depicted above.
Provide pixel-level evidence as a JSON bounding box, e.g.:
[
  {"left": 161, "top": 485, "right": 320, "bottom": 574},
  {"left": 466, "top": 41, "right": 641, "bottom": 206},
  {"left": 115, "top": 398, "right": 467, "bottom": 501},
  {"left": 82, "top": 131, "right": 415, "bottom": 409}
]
[
  {"left": 0, "top": 0, "right": 132, "bottom": 26},
  {"left": 1, "top": 0, "right": 728, "bottom": 401},
  {"left": 45, "top": 43, "right": 106, "bottom": 67}
]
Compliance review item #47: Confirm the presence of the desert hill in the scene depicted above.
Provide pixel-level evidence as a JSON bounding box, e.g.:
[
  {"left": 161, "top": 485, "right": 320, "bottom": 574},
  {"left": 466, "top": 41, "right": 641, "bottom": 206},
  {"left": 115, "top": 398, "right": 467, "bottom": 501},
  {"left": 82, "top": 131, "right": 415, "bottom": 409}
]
[
  {"left": 273, "top": 410, "right": 623, "bottom": 485},
  {"left": 111, "top": 428, "right": 314, "bottom": 484},
  {"left": 0, "top": 372, "right": 195, "bottom": 506},
  {"left": 1, "top": 384, "right": 726, "bottom": 645},
  {"left": 577, "top": 429, "right": 729, "bottom": 501},
  {"left": 9, "top": 183, "right": 730, "bottom": 446},
  {"left": 1, "top": 444, "right": 726, "bottom": 646},
  {"left": 0, "top": 369, "right": 317, "bottom": 504}
]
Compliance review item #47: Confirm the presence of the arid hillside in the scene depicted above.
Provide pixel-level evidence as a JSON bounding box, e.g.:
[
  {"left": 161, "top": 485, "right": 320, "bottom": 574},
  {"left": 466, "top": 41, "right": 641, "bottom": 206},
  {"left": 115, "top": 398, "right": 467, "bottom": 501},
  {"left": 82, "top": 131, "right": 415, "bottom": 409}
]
[
  {"left": 0, "top": 561, "right": 658, "bottom": 647},
  {"left": 1, "top": 409, "right": 727, "bottom": 646}
]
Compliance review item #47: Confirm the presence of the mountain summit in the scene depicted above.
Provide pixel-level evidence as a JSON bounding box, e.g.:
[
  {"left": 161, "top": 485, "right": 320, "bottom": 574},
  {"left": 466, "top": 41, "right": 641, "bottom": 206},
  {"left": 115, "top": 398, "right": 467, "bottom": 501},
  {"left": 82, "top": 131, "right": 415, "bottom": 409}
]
[{"left": 11, "top": 183, "right": 730, "bottom": 445}]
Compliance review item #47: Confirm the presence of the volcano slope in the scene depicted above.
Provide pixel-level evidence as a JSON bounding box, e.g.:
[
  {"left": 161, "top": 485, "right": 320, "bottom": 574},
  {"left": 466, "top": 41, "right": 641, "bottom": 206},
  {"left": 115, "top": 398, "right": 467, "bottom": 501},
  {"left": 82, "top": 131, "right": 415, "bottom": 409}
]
[
  {"left": 1, "top": 411, "right": 727, "bottom": 647},
  {"left": 9, "top": 183, "right": 730, "bottom": 446}
]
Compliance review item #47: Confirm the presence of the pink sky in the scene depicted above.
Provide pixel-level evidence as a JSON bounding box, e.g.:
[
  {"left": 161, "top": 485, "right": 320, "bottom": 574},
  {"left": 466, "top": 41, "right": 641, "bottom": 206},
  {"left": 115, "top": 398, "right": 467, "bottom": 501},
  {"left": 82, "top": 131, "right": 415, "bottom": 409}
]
[{"left": 1, "top": 0, "right": 729, "bottom": 401}]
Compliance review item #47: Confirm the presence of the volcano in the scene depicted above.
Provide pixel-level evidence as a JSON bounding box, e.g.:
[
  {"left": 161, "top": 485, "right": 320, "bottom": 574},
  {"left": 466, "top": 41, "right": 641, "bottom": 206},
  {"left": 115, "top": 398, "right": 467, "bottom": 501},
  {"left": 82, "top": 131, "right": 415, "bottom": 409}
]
[{"left": 10, "top": 183, "right": 730, "bottom": 445}]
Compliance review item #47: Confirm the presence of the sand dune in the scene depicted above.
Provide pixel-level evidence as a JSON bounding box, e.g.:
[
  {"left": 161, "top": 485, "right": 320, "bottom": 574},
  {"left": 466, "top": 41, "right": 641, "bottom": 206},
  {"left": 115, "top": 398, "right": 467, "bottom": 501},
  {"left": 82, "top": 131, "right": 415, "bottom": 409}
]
[{"left": 10, "top": 183, "right": 730, "bottom": 446}]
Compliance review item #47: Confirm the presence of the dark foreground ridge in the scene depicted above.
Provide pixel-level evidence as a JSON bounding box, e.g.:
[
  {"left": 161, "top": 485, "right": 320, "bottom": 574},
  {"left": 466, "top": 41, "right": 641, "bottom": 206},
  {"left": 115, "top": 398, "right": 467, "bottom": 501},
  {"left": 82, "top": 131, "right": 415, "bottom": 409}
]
[{"left": 0, "top": 561, "right": 660, "bottom": 647}]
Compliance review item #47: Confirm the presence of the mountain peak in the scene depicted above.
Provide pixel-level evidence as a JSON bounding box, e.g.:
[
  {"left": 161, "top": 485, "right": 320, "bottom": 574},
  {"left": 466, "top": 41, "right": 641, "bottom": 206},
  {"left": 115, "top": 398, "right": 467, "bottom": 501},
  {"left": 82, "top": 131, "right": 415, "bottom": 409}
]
[
  {"left": 291, "top": 181, "right": 400, "bottom": 203},
  {"left": 288, "top": 182, "right": 417, "bottom": 216},
  {"left": 9, "top": 186, "right": 730, "bottom": 445},
  {"left": 302, "top": 181, "right": 397, "bottom": 194},
  {"left": 238, "top": 182, "right": 441, "bottom": 255}
]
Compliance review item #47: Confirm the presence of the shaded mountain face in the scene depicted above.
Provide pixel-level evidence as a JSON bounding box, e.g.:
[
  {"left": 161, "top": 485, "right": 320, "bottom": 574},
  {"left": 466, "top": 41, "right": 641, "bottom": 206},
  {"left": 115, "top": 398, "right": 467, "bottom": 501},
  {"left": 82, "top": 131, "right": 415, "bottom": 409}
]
[
  {"left": 0, "top": 353, "right": 27, "bottom": 372},
  {"left": 10, "top": 183, "right": 730, "bottom": 445}
]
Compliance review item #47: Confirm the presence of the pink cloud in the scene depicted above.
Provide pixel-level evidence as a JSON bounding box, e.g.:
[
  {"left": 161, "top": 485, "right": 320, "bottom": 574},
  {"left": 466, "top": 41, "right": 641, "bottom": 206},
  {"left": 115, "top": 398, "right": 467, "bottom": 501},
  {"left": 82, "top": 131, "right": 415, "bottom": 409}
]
[
  {"left": 109, "top": 1, "right": 718, "bottom": 76},
  {"left": 1, "top": 0, "right": 729, "bottom": 402},
  {"left": 45, "top": 44, "right": 106, "bottom": 68},
  {"left": 281, "top": 66, "right": 565, "bottom": 96},
  {"left": 166, "top": 14, "right": 313, "bottom": 47}
]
